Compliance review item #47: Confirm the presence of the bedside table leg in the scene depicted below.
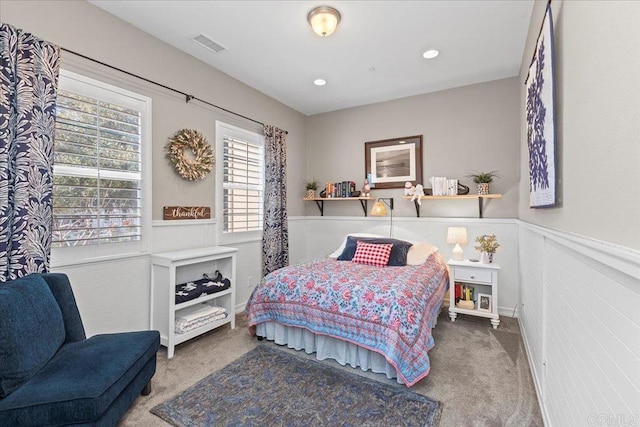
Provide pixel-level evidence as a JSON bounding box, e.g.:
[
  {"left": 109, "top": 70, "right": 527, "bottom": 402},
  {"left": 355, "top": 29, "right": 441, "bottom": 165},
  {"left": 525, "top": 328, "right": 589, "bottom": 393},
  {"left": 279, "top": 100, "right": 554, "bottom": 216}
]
[
  {"left": 449, "top": 310, "right": 457, "bottom": 322},
  {"left": 490, "top": 318, "right": 500, "bottom": 329}
]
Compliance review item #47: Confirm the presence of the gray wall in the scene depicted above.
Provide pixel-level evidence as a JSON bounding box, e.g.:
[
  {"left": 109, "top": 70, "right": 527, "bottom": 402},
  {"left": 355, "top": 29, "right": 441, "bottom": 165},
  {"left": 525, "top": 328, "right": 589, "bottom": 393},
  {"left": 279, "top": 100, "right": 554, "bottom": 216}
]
[
  {"left": 518, "top": 0, "right": 640, "bottom": 250},
  {"left": 305, "top": 78, "right": 521, "bottom": 219},
  {"left": 1, "top": 0, "right": 307, "bottom": 219}
]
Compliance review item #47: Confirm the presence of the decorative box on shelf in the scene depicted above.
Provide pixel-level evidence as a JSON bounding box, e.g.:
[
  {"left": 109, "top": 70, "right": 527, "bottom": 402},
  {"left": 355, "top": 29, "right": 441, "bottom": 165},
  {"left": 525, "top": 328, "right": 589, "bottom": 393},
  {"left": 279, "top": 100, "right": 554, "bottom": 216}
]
[{"left": 447, "top": 259, "right": 500, "bottom": 329}]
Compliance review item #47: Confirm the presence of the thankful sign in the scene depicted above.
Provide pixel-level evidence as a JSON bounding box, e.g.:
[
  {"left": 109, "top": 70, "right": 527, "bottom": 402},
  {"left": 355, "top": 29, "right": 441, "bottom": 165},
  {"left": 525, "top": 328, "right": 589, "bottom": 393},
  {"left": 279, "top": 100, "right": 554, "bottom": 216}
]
[{"left": 163, "top": 206, "right": 211, "bottom": 220}]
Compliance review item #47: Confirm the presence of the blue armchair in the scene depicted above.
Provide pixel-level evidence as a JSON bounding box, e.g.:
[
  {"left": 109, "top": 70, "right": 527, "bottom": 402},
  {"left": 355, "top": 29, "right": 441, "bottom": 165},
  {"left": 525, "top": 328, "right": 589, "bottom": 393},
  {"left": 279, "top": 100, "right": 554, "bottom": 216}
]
[{"left": 0, "top": 273, "right": 160, "bottom": 426}]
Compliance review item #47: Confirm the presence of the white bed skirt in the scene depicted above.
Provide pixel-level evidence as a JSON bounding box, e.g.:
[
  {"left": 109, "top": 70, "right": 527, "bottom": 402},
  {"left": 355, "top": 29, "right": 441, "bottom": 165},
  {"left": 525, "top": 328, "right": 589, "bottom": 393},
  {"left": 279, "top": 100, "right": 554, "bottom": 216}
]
[{"left": 256, "top": 321, "right": 403, "bottom": 384}]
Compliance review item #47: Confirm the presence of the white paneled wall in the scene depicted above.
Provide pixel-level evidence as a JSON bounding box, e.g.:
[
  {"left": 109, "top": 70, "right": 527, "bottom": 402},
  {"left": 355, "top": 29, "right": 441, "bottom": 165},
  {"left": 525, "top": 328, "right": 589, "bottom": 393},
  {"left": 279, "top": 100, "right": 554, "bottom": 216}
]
[
  {"left": 53, "top": 255, "right": 151, "bottom": 337},
  {"left": 519, "top": 227, "right": 546, "bottom": 405},
  {"left": 518, "top": 222, "right": 640, "bottom": 427},
  {"left": 151, "top": 219, "right": 217, "bottom": 254}
]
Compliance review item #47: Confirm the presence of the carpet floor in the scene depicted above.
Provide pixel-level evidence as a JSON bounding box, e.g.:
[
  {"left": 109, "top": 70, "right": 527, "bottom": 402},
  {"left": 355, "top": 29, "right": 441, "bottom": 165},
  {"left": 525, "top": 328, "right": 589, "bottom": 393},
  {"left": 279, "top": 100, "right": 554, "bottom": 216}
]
[{"left": 119, "top": 311, "right": 543, "bottom": 427}]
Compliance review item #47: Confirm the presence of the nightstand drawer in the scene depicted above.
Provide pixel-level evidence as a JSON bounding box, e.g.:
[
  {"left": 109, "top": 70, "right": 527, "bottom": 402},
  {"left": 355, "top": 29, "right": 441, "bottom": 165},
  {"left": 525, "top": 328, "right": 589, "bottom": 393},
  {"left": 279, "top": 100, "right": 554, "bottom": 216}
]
[{"left": 454, "top": 267, "right": 492, "bottom": 284}]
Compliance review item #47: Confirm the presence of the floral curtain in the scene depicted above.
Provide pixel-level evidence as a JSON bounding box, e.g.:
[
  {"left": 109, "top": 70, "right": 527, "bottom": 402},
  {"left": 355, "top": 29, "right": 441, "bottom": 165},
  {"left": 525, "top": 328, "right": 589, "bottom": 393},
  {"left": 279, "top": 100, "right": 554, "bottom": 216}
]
[
  {"left": 262, "top": 125, "right": 288, "bottom": 276},
  {"left": 0, "top": 23, "right": 60, "bottom": 282}
]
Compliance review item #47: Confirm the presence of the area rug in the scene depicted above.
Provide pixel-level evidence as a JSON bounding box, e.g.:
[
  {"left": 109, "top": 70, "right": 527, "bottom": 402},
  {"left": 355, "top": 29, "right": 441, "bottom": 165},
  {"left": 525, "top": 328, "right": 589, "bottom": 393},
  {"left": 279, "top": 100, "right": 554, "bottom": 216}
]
[{"left": 151, "top": 345, "right": 441, "bottom": 426}]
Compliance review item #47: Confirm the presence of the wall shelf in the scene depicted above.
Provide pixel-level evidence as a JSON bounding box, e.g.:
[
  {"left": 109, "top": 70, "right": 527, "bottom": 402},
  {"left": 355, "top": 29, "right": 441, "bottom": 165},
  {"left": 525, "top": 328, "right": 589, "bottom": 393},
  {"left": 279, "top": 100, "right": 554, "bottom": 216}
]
[
  {"left": 404, "top": 194, "right": 502, "bottom": 218},
  {"left": 303, "top": 197, "right": 374, "bottom": 216}
]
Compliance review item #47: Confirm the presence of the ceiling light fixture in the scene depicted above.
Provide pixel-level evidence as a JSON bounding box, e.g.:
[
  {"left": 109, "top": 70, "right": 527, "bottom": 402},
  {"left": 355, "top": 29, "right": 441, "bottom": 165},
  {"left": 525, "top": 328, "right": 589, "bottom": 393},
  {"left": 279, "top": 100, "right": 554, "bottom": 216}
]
[
  {"left": 307, "top": 6, "right": 341, "bottom": 37},
  {"left": 423, "top": 49, "right": 440, "bottom": 59},
  {"left": 314, "top": 79, "right": 327, "bottom": 86}
]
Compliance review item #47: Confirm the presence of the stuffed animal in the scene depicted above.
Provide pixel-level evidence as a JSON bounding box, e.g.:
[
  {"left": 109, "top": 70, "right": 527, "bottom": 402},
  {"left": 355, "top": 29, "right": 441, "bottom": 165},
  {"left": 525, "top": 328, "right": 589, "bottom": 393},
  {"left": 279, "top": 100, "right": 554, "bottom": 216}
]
[
  {"left": 361, "top": 179, "right": 371, "bottom": 197},
  {"left": 411, "top": 184, "right": 425, "bottom": 205},
  {"left": 404, "top": 181, "right": 416, "bottom": 196}
]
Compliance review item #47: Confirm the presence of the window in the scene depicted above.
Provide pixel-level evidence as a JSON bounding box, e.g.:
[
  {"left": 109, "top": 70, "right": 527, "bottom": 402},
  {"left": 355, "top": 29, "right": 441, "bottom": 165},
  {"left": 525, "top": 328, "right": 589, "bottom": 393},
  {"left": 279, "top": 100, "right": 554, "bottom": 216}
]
[
  {"left": 216, "top": 122, "right": 264, "bottom": 237},
  {"left": 52, "top": 70, "right": 151, "bottom": 262}
]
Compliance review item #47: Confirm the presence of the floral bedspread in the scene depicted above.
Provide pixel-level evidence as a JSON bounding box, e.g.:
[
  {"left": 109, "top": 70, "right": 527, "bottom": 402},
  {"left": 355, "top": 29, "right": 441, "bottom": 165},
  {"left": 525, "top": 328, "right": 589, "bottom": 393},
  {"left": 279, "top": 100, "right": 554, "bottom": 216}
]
[{"left": 245, "top": 253, "right": 449, "bottom": 386}]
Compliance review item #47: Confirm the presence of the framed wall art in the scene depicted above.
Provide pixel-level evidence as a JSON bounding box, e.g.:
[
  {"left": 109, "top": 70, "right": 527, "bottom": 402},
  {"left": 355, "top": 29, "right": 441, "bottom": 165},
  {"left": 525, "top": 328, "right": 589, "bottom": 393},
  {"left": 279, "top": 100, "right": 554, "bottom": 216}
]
[
  {"left": 364, "top": 135, "right": 423, "bottom": 189},
  {"left": 526, "top": 4, "right": 556, "bottom": 208}
]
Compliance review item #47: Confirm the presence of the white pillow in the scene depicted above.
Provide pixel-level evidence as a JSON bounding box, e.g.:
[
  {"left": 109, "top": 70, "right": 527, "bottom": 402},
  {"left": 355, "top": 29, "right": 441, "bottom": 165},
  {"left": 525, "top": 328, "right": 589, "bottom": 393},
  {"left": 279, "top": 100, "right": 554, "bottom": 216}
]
[
  {"left": 406, "top": 242, "right": 439, "bottom": 265},
  {"left": 328, "top": 233, "right": 383, "bottom": 258}
]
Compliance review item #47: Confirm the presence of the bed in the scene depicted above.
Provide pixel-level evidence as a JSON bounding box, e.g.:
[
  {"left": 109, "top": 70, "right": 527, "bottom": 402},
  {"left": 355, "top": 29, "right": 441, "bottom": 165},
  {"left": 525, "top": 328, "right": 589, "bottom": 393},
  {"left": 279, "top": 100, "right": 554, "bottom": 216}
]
[{"left": 245, "top": 236, "right": 449, "bottom": 386}]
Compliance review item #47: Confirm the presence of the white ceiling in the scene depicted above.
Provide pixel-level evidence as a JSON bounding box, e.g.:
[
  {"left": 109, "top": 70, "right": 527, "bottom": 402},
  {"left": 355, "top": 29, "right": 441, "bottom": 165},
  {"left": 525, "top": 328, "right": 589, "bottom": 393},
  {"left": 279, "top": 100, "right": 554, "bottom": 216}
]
[{"left": 90, "top": 1, "right": 534, "bottom": 116}]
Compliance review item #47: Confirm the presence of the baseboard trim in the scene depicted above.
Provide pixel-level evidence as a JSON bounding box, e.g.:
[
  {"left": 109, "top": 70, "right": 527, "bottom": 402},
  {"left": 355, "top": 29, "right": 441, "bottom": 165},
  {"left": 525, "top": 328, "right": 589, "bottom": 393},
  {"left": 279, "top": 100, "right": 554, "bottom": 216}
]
[{"left": 498, "top": 305, "right": 519, "bottom": 318}]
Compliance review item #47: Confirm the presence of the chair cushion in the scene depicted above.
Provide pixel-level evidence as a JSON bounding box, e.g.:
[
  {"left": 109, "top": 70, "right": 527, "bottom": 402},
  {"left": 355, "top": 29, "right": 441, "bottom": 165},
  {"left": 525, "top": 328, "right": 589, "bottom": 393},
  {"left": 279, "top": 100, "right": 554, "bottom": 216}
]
[
  {"left": 0, "top": 331, "right": 160, "bottom": 426},
  {"left": 0, "top": 275, "right": 66, "bottom": 398}
]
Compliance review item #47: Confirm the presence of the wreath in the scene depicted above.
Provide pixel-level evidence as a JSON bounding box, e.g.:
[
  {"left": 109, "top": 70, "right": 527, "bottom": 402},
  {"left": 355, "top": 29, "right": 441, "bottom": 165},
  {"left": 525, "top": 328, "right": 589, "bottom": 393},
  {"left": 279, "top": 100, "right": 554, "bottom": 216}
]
[{"left": 165, "top": 129, "right": 214, "bottom": 181}]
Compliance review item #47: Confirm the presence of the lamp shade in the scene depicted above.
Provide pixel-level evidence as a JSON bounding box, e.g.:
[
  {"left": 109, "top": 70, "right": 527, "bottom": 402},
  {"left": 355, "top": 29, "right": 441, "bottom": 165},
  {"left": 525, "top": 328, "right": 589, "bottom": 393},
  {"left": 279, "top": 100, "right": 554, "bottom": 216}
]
[
  {"left": 307, "top": 6, "right": 341, "bottom": 37},
  {"left": 447, "top": 227, "right": 468, "bottom": 245},
  {"left": 370, "top": 201, "right": 388, "bottom": 216},
  {"left": 447, "top": 227, "right": 467, "bottom": 261}
]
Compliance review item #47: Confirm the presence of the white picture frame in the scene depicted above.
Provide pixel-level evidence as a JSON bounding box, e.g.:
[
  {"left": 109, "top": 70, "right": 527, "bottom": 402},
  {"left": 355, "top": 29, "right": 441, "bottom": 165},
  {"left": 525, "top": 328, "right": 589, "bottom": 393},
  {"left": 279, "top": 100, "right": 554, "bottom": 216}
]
[{"left": 477, "top": 293, "right": 492, "bottom": 312}]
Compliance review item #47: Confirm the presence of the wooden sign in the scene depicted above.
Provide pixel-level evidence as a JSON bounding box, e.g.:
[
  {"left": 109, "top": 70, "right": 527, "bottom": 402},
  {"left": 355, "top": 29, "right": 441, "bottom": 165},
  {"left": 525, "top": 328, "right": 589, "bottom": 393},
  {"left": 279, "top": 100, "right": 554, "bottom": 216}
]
[{"left": 163, "top": 206, "right": 211, "bottom": 220}]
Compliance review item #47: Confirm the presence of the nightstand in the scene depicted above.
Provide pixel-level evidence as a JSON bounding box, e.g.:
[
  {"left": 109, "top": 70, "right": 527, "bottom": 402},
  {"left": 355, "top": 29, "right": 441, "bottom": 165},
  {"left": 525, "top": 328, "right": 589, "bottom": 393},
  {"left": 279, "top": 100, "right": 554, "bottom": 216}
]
[{"left": 447, "top": 259, "right": 500, "bottom": 329}]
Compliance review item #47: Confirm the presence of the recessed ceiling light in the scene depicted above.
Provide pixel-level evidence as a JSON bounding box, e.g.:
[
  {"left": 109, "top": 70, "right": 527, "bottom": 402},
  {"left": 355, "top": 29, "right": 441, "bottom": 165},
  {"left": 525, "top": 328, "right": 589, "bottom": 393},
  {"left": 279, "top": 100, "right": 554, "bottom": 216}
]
[
  {"left": 422, "top": 49, "right": 439, "bottom": 59},
  {"left": 314, "top": 79, "right": 327, "bottom": 86}
]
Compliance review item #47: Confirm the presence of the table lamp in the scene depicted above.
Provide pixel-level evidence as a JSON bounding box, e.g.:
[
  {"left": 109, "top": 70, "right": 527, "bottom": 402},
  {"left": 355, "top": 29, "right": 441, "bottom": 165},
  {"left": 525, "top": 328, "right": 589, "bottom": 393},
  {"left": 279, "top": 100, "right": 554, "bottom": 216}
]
[{"left": 447, "top": 227, "right": 468, "bottom": 261}]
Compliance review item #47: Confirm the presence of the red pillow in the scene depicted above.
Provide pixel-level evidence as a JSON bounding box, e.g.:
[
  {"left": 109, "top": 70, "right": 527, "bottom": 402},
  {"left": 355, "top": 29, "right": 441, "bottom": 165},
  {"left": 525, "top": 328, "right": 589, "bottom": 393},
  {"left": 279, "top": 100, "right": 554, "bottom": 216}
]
[{"left": 351, "top": 241, "right": 393, "bottom": 267}]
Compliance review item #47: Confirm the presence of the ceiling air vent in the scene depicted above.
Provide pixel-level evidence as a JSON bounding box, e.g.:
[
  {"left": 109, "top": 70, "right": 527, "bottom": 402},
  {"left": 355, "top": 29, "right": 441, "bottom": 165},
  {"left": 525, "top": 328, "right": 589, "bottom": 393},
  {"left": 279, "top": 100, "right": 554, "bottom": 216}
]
[{"left": 191, "top": 34, "right": 226, "bottom": 53}]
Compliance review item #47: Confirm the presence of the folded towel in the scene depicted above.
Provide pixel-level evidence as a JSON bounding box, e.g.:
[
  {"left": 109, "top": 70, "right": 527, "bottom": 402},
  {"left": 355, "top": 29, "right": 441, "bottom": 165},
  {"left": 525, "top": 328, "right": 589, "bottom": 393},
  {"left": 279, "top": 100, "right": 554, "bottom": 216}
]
[
  {"left": 176, "top": 303, "right": 227, "bottom": 323},
  {"left": 175, "top": 312, "right": 228, "bottom": 334}
]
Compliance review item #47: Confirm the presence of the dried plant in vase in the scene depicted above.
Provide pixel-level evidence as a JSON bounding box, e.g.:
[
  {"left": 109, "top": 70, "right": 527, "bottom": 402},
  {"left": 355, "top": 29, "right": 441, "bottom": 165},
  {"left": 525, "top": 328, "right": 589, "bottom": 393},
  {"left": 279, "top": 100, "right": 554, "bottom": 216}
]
[{"left": 475, "top": 234, "right": 500, "bottom": 263}]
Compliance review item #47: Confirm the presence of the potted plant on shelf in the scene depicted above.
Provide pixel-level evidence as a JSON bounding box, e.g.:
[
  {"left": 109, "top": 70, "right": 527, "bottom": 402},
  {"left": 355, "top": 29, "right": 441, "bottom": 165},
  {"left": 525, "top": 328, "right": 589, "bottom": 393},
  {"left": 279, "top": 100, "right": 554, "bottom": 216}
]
[
  {"left": 466, "top": 170, "right": 500, "bottom": 195},
  {"left": 305, "top": 179, "right": 318, "bottom": 199},
  {"left": 475, "top": 234, "right": 500, "bottom": 264}
]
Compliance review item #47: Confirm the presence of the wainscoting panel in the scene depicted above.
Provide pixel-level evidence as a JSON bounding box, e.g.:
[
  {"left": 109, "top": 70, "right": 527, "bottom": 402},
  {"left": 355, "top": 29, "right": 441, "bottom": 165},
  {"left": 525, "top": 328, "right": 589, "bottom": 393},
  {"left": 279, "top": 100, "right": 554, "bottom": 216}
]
[
  {"left": 518, "top": 221, "right": 640, "bottom": 427},
  {"left": 53, "top": 255, "right": 151, "bottom": 337},
  {"left": 518, "top": 226, "right": 546, "bottom": 409},
  {"left": 152, "top": 219, "right": 217, "bottom": 253}
]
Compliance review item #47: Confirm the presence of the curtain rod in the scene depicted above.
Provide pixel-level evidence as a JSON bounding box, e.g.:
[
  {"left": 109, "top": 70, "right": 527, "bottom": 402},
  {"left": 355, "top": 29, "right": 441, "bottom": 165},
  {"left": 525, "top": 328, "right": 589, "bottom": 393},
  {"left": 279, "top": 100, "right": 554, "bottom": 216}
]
[{"left": 60, "top": 47, "right": 288, "bottom": 134}]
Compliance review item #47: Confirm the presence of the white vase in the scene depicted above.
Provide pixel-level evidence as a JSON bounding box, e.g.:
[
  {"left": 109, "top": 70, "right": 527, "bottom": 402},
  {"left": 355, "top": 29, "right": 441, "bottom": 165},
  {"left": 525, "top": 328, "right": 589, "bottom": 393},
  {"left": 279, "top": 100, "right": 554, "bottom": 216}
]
[{"left": 480, "top": 252, "right": 490, "bottom": 264}]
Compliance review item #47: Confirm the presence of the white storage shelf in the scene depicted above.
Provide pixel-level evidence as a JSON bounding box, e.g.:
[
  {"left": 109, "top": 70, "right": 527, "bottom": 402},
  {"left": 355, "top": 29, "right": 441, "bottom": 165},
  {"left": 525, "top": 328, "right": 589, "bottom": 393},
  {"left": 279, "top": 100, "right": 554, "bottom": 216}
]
[
  {"left": 447, "top": 259, "right": 500, "bottom": 329},
  {"left": 151, "top": 246, "right": 238, "bottom": 358}
]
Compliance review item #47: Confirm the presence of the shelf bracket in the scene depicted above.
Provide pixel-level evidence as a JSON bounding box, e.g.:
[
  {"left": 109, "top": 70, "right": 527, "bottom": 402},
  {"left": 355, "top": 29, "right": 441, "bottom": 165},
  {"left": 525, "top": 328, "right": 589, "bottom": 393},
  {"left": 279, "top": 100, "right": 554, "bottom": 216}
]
[
  {"left": 314, "top": 200, "right": 324, "bottom": 216},
  {"left": 412, "top": 199, "right": 421, "bottom": 217},
  {"left": 359, "top": 199, "right": 369, "bottom": 217}
]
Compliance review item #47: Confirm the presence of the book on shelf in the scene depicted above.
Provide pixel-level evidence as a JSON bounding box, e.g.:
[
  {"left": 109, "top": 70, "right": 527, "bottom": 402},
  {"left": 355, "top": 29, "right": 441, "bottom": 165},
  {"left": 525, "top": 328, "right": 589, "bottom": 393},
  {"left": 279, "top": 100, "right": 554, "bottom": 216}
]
[
  {"left": 431, "top": 177, "right": 460, "bottom": 196},
  {"left": 455, "top": 282, "right": 476, "bottom": 306},
  {"left": 324, "top": 180, "right": 357, "bottom": 198}
]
